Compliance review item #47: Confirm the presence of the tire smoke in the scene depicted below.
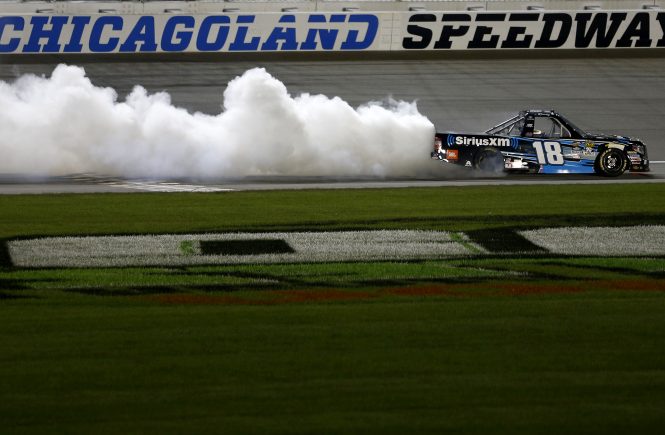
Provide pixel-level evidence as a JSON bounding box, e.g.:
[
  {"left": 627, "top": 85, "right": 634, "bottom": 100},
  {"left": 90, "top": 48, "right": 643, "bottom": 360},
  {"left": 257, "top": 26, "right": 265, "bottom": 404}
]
[{"left": 0, "top": 64, "right": 436, "bottom": 178}]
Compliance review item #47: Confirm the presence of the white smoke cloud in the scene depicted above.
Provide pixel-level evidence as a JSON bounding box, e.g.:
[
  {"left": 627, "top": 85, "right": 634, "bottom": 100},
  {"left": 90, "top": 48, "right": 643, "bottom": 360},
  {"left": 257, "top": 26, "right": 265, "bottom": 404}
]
[{"left": 0, "top": 64, "right": 436, "bottom": 178}]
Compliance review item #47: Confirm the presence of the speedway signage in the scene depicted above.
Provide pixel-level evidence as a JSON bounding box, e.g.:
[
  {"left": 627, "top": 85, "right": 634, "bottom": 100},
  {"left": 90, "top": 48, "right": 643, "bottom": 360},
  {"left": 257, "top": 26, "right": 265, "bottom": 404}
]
[
  {"left": 0, "top": 10, "right": 664, "bottom": 54},
  {"left": 402, "top": 11, "right": 665, "bottom": 49},
  {"left": 0, "top": 13, "right": 386, "bottom": 53}
]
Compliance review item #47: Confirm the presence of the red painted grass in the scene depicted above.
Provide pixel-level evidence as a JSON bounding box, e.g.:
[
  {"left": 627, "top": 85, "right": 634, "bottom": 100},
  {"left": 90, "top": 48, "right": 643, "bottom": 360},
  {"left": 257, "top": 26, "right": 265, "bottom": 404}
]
[{"left": 146, "top": 279, "right": 665, "bottom": 306}]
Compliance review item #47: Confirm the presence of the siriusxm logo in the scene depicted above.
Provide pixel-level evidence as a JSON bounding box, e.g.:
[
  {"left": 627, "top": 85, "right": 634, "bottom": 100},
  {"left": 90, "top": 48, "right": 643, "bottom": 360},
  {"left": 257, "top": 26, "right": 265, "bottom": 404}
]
[
  {"left": 0, "top": 14, "right": 379, "bottom": 53},
  {"left": 453, "top": 136, "right": 512, "bottom": 147}
]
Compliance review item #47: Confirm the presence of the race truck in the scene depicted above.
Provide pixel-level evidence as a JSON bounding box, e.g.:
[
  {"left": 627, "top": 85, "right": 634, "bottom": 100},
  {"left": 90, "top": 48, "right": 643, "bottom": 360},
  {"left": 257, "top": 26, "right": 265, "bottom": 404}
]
[{"left": 431, "top": 110, "right": 649, "bottom": 176}]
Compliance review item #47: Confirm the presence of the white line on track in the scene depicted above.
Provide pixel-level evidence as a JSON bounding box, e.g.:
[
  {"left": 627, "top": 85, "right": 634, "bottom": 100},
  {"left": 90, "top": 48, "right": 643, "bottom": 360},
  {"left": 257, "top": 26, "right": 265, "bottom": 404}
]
[
  {"left": 1, "top": 170, "right": 663, "bottom": 194},
  {"left": 106, "top": 181, "right": 233, "bottom": 193},
  {"left": 63, "top": 174, "right": 233, "bottom": 192}
]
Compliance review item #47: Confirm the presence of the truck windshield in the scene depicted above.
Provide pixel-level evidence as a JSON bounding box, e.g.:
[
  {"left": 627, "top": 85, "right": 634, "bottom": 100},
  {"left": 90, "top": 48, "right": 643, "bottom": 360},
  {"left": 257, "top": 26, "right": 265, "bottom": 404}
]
[{"left": 557, "top": 114, "right": 587, "bottom": 136}]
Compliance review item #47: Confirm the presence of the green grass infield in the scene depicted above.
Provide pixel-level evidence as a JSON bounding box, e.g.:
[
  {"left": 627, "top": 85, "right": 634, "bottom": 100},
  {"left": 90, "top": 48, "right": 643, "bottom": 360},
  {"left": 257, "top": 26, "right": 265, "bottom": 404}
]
[{"left": 1, "top": 183, "right": 665, "bottom": 434}]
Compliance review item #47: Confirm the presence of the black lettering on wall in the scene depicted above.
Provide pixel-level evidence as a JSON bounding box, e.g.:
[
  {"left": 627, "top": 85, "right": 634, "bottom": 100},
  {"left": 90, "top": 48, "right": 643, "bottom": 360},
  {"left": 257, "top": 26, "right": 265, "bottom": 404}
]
[
  {"left": 501, "top": 13, "right": 539, "bottom": 48},
  {"left": 468, "top": 14, "right": 505, "bottom": 49},
  {"left": 575, "top": 12, "right": 627, "bottom": 48},
  {"left": 434, "top": 14, "right": 471, "bottom": 49},
  {"left": 617, "top": 13, "right": 652, "bottom": 47},
  {"left": 402, "top": 14, "right": 436, "bottom": 49},
  {"left": 535, "top": 13, "right": 572, "bottom": 48}
]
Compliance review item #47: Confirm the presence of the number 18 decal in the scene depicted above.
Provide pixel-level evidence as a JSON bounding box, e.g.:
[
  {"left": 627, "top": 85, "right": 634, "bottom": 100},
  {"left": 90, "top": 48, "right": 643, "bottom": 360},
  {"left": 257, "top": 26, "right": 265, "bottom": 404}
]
[{"left": 534, "top": 141, "right": 564, "bottom": 165}]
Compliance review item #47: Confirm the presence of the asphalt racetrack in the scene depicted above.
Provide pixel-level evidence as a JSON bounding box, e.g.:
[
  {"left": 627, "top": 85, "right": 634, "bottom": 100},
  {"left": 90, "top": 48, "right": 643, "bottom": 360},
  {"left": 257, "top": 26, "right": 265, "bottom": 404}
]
[{"left": 1, "top": 54, "right": 664, "bottom": 192}]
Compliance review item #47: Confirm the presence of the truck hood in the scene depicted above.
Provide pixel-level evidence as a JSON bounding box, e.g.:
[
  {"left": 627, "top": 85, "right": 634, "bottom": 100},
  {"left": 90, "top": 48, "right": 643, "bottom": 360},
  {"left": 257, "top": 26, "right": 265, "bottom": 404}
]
[{"left": 586, "top": 133, "right": 641, "bottom": 144}]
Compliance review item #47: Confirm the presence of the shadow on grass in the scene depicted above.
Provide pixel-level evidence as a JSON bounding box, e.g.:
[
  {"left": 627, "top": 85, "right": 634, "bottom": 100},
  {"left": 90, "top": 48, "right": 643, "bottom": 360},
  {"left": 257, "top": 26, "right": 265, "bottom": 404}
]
[
  {"left": 465, "top": 229, "right": 547, "bottom": 253},
  {"left": 57, "top": 275, "right": 535, "bottom": 297},
  {"left": 0, "top": 291, "right": 35, "bottom": 300},
  {"left": 64, "top": 285, "right": 183, "bottom": 297},
  {"left": 0, "top": 241, "right": 12, "bottom": 268},
  {"left": 0, "top": 276, "right": 39, "bottom": 299},
  {"left": 248, "top": 212, "right": 665, "bottom": 233},
  {"left": 0, "top": 278, "right": 27, "bottom": 290}
]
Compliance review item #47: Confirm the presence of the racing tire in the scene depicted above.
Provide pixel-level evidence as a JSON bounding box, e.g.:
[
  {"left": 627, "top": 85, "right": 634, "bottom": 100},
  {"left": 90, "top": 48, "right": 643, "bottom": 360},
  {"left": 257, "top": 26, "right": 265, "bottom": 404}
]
[
  {"left": 595, "top": 148, "right": 628, "bottom": 177},
  {"left": 474, "top": 148, "right": 505, "bottom": 174}
]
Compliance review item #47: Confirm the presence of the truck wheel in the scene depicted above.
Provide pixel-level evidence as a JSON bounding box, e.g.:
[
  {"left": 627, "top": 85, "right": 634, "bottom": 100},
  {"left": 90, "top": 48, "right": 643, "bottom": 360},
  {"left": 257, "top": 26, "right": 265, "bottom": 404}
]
[
  {"left": 595, "top": 148, "right": 628, "bottom": 177},
  {"left": 474, "top": 148, "right": 504, "bottom": 173}
]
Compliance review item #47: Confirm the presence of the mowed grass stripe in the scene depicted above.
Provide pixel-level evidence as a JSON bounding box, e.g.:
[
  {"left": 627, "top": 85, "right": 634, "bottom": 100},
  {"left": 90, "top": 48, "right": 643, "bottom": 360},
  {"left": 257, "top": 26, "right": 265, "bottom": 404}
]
[
  {"left": 521, "top": 225, "right": 665, "bottom": 256},
  {"left": 2, "top": 294, "right": 665, "bottom": 434},
  {"left": 7, "top": 231, "right": 482, "bottom": 267},
  {"left": 1, "top": 184, "right": 665, "bottom": 434},
  {"left": 8, "top": 225, "right": 665, "bottom": 268},
  {"left": 1, "top": 184, "right": 664, "bottom": 238}
]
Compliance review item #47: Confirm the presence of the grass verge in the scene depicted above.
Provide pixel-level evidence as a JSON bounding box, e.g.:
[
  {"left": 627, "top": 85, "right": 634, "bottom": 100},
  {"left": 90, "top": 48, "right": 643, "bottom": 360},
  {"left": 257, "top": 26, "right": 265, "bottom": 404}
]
[{"left": 1, "top": 183, "right": 665, "bottom": 434}]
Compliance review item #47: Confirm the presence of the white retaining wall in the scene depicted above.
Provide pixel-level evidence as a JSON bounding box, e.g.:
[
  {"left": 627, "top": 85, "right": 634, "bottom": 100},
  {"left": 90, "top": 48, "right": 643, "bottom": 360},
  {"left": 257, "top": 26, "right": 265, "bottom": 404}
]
[
  {"left": 0, "top": 1, "right": 662, "bottom": 14},
  {"left": 1, "top": 1, "right": 663, "bottom": 54}
]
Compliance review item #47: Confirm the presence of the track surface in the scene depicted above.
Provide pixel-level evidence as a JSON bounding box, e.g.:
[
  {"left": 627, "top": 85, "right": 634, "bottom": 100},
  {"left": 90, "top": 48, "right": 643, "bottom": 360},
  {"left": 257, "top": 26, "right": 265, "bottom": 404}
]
[
  {"left": 1, "top": 56, "right": 664, "bottom": 192},
  {"left": 0, "top": 168, "right": 662, "bottom": 194}
]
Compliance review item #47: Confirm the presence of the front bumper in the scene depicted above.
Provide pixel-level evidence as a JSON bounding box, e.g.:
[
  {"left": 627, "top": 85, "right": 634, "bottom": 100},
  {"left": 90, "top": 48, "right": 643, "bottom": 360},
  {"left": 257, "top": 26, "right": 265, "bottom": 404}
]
[{"left": 627, "top": 151, "right": 650, "bottom": 172}]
